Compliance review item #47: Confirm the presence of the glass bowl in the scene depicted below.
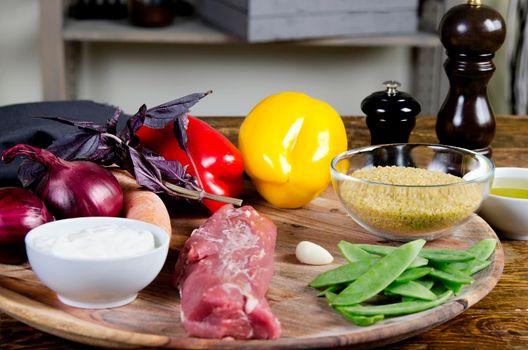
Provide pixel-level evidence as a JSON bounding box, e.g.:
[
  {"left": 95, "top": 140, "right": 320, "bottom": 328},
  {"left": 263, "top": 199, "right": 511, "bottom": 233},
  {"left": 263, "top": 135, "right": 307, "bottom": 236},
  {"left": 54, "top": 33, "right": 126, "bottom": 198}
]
[{"left": 330, "top": 144, "right": 494, "bottom": 241}]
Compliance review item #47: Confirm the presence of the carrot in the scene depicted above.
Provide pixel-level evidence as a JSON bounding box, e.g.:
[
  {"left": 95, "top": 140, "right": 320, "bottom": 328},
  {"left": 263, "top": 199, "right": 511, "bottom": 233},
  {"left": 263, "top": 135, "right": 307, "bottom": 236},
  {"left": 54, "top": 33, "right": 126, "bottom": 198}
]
[{"left": 112, "top": 170, "right": 172, "bottom": 239}]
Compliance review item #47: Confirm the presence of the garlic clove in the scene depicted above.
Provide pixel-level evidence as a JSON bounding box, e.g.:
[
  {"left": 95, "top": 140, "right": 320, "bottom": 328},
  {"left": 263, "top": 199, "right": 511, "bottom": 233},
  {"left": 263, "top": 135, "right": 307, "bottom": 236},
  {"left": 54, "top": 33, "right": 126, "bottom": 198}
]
[{"left": 295, "top": 241, "right": 334, "bottom": 265}]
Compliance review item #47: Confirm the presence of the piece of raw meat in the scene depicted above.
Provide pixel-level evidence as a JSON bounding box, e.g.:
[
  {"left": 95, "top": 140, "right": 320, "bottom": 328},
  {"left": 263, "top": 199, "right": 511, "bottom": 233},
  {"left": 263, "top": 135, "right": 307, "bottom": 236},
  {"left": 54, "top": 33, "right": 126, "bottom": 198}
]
[{"left": 173, "top": 204, "right": 281, "bottom": 339}]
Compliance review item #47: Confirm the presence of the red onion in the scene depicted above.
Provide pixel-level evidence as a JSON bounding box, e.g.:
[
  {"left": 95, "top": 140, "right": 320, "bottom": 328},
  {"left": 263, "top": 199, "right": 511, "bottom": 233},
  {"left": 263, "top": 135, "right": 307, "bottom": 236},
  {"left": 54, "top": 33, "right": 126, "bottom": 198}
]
[
  {"left": 0, "top": 187, "right": 54, "bottom": 264},
  {"left": 2, "top": 144, "right": 123, "bottom": 219}
]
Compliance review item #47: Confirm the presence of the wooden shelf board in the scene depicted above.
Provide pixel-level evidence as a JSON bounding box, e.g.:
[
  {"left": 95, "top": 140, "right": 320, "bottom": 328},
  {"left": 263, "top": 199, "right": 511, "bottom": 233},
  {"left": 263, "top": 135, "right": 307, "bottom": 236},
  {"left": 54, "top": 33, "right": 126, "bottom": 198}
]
[{"left": 63, "top": 18, "right": 441, "bottom": 47}]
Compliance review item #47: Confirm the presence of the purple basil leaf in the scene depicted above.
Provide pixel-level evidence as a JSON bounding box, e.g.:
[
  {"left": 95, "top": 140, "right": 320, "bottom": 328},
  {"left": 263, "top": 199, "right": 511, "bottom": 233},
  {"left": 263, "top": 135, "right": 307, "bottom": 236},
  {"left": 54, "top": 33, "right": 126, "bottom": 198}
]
[
  {"left": 173, "top": 113, "right": 189, "bottom": 151},
  {"left": 86, "top": 134, "right": 124, "bottom": 165},
  {"left": 126, "top": 146, "right": 166, "bottom": 193},
  {"left": 144, "top": 153, "right": 198, "bottom": 190},
  {"left": 39, "top": 116, "right": 106, "bottom": 133},
  {"left": 120, "top": 104, "right": 147, "bottom": 145},
  {"left": 18, "top": 160, "right": 45, "bottom": 188},
  {"left": 48, "top": 131, "right": 101, "bottom": 161},
  {"left": 156, "top": 91, "right": 211, "bottom": 110},
  {"left": 106, "top": 109, "right": 122, "bottom": 135},
  {"left": 142, "top": 91, "right": 211, "bottom": 130}
]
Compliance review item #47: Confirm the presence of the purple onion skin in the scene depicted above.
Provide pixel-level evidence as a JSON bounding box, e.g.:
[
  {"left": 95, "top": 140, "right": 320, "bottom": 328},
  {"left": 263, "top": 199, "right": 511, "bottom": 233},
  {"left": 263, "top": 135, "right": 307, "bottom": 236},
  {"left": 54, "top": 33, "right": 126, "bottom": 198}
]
[
  {"left": 37, "top": 160, "right": 124, "bottom": 219},
  {"left": 2, "top": 144, "right": 124, "bottom": 219},
  {"left": 0, "top": 187, "right": 54, "bottom": 264}
]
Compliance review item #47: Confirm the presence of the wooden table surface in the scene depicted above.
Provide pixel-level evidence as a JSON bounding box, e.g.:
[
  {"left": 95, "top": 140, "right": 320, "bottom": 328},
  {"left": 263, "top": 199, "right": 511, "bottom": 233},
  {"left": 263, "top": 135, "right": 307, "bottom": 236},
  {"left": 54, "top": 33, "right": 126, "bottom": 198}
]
[{"left": 2, "top": 115, "right": 528, "bottom": 349}]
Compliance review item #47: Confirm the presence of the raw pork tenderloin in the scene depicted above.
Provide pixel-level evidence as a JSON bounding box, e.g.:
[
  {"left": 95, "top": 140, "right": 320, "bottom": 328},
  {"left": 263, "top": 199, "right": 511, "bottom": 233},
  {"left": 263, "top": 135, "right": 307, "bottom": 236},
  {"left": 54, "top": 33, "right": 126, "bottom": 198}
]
[{"left": 173, "top": 204, "right": 281, "bottom": 339}]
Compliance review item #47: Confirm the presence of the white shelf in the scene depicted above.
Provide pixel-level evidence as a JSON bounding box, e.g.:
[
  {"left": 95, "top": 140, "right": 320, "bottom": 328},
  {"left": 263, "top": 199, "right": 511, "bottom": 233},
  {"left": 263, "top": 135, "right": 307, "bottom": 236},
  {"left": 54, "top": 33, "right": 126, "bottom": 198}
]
[
  {"left": 41, "top": 0, "right": 445, "bottom": 113},
  {"left": 63, "top": 18, "right": 441, "bottom": 48}
]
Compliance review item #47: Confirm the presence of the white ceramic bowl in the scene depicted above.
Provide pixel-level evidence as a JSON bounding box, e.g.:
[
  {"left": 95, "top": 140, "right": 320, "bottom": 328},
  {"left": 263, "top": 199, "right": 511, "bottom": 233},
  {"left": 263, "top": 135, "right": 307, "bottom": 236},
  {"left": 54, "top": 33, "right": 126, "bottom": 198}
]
[
  {"left": 25, "top": 217, "right": 169, "bottom": 309},
  {"left": 479, "top": 167, "right": 528, "bottom": 240}
]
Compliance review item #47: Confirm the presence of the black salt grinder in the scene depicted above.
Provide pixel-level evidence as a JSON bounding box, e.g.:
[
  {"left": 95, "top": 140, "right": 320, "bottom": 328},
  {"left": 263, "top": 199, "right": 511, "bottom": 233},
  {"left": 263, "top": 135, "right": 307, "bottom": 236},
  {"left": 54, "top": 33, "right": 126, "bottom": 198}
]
[{"left": 361, "top": 81, "right": 421, "bottom": 145}]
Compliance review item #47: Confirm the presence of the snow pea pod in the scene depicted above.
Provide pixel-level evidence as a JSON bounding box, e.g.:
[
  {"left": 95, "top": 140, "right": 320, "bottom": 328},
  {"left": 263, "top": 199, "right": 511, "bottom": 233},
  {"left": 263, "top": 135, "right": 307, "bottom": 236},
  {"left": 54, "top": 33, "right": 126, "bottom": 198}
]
[
  {"left": 408, "top": 256, "right": 430, "bottom": 268},
  {"left": 395, "top": 267, "right": 432, "bottom": 283},
  {"left": 436, "top": 239, "right": 495, "bottom": 276},
  {"left": 442, "top": 280, "right": 464, "bottom": 295},
  {"left": 338, "top": 241, "right": 378, "bottom": 263},
  {"left": 385, "top": 280, "right": 437, "bottom": 301},
  {"left": 332, "top": 239, "right": 425, "bottom": 306},
  {"left": 467, "top": 259, "right": 491, "bottom": 275},
  {"left": 309, "top": 259, "right": 377, "bottom": 288},
  {"left": 456, "top": 239, "right": 496, "bottom": 274},
  {"left": 317, "top": 284, "right": 346, "bottom": 297},
  {"left": 324, "top": 291, "right": 338, "bottom": 306},
  {"left": 402, "top": 296, "right": 417, "bottom": 302},
  {"left": 429, "top": 268, "right": 473, "bottom": 284},
  {"left": 336, "top": 309, "right": 384, "bottom": 326},
  {"left": 435, "top": 257, "right": 491, "bottom": 277},
  {"left": 420, "top": 248, "right": 475, "bottom": 263},
  {"left": 415, "top": 278, "right": 435, "bottom": 290},
  {"left": 466, "top": 238, "right": 496, "bottom": 260},
  {"left": 341, "top": 290, "right": 453, "bottom": 316},
  {"left": 355, "top": 243, "right": 394, "bottom": 255},
  {"left": 339, "top": 242, "right": 428, "bottom": 268},
  {"left": 357, "top": 244, "right": 475, "bottom": 263}
]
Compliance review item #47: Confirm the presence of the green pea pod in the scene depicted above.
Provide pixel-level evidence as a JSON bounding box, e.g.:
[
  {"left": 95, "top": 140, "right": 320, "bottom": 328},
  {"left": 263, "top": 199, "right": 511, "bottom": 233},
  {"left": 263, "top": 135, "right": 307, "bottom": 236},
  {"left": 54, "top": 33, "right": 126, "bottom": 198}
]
[
  {"left": 431, "top": 283, "right": 449, "bottom": 296},
  {"left": 357, "top": 244, "right": 475, "bottom": 263},
  {"left": 419, "top": 248, "right": 475, "bottom": 263},
  {"left": 429, "top": 268, "right": 473, "bottom": 284},
  {"left": 442, "top": 280, "right": 464, "bottom": 295},
  {"left": 339, "top": 241, "right": 427, "bottom": 267},
  {"left": 317, "top": 284, "right": 346, "bottom": 297},
  {"left": 332, "top": 239, "right": 426, "bottom": 306},
  {"left": 338, "top": 241, "right": 379, "bottom": 263},
  {"left": 459, "top": 240, "right": 496, "bottom": 275},
  {"left": 401, "top": 296, "right": 417, "bottom": 302},
  {"left": 436, "top": 260, "right": 468, "bottom": 271},
  {"left": 336, "top": 308, "right": 384, "bottom": 326},
  {"left": 395, "top": 267, "right": 432, "bottom": 283},
  {"left": 341, "top": 290, "right": 453, "bottom": 316},
  {"left": 437, "top": 258, "right": 491, "bottom": 277},
  {"left": 436, "top": 240, "right": 496, "bottom": 275},
  {"left": 309, "top": 260, "right": 377, "bottom": 288},
  {"left": 385, "top": 280, "right": 438, "bottom": 301},
  {"left": 468, "top": 259, "right": 492, "bottom": 275},
  {"left": 415, "top": 278, "right": 435, "bottom": 290},
  {"left": 324, "top": 291, "right": 338, "bottom": 306},
  {"left": 466, "top": 239, "right": 496, "bottom": 260},
  {"left": 409, "top": 256, "right": 429, "bottom": 268},
  {"left": 355, "top": 244, "right": 394, "bottom": 255}
]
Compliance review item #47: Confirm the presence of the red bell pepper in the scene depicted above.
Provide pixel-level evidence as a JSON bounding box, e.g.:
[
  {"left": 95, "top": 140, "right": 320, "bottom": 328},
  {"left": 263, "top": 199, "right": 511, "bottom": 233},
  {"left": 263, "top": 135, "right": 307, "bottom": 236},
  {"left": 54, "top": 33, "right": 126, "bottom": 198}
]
[{"left": 136, "top": 116, "right": 244, "bottom": 213}]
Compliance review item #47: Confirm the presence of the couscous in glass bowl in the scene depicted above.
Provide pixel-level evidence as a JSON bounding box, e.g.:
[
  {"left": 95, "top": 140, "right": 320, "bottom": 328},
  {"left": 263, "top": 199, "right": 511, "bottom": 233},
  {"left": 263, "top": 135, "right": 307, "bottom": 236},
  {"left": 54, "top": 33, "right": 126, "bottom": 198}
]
[{"left": 330, "top": 144, "right": 494, "bottom": 241}]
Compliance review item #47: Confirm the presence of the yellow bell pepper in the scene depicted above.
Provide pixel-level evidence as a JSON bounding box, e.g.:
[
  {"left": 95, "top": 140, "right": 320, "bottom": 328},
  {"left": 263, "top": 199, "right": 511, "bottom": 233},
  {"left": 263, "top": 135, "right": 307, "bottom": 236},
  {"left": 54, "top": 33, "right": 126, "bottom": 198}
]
[{"left": 239, "top": 92, "right": 348, "bottom": 208}]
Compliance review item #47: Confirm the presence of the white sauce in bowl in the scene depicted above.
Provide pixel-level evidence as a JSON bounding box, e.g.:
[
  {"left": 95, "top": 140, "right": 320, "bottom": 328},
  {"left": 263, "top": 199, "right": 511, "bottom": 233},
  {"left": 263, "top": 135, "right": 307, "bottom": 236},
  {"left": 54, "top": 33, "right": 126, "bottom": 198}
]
[{"left": 32, "top": 224, "right": 155, "bottom": 259}]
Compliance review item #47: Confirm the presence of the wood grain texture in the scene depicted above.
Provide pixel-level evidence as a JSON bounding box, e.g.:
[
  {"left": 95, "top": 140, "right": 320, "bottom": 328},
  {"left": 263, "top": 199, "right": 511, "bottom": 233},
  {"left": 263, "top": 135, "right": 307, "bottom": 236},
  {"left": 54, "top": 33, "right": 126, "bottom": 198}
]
[
  {"left": 0, "top": 188, "right": 503, "bottom": 349},
  {"left": 1, "top": 115, "right": 528, "bottom": 350}
]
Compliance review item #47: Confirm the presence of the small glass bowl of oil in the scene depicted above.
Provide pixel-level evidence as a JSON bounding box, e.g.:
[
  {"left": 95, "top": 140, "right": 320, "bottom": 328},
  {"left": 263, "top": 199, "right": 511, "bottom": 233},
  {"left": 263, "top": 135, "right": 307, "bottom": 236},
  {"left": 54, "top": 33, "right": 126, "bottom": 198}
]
[{"left": 480, "top": 167, "right": 528, "bottom": 240}]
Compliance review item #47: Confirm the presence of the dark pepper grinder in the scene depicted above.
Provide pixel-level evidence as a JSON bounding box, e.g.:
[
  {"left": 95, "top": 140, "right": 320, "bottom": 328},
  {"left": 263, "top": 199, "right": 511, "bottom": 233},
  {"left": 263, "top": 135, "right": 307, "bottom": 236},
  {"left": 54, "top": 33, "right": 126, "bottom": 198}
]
[
  {"left": 362, "top": 81, "right": 421, "bottom": 145},
  {"left": 436, "top": 0, "right": 506, "bottom": 158}
]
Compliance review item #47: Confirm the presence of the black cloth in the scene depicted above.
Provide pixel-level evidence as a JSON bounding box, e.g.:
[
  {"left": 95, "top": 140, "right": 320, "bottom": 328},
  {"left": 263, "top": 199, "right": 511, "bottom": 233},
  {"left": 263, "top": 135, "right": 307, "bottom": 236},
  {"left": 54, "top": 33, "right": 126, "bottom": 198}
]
[{"left": 0, "top": 100, "right": 127, "bottom": 186}]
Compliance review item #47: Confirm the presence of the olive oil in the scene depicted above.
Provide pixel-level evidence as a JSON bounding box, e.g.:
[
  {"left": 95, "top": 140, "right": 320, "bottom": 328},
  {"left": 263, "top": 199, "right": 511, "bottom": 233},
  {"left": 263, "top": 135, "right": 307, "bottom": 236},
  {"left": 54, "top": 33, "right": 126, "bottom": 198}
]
[{"left": 490, "top": 187, "right": 528, "bottom": 199}]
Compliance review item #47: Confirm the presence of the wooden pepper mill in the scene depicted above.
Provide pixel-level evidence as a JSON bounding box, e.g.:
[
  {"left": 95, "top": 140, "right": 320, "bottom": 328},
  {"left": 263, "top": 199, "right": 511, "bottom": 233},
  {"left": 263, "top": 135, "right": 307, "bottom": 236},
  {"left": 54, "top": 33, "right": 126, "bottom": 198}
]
[
  {"left": 362, "top": 81, "right": 421, "bottom": 145},
  {"left": 361, "top": 81, "right": 421, "bottom": 167},
  {"left": 435, "top": 0, "right": 506, "bottom": 157}
]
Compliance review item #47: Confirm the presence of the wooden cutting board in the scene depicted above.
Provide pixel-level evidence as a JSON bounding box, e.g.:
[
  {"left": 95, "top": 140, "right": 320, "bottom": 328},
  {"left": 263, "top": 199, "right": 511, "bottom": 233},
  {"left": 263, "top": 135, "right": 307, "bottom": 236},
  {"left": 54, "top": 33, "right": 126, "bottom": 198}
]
[{"left": 0, "top": 186, "right": 504, "bottom": 349}]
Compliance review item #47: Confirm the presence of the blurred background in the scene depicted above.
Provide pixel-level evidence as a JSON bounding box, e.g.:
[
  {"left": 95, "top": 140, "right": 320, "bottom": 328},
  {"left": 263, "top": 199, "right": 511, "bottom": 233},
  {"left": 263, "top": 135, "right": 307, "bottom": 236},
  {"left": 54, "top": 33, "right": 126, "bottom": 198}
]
[{"left": 0, "top": 0, "right": 523, "bottom": 116}]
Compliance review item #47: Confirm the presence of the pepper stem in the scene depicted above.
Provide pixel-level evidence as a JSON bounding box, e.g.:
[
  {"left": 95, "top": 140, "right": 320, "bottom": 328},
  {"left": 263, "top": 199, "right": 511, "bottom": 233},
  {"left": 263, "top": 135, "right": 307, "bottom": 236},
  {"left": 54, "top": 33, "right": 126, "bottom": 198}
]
[{"left": 163, "top": 181, "right": 243, "bottom": 206}]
